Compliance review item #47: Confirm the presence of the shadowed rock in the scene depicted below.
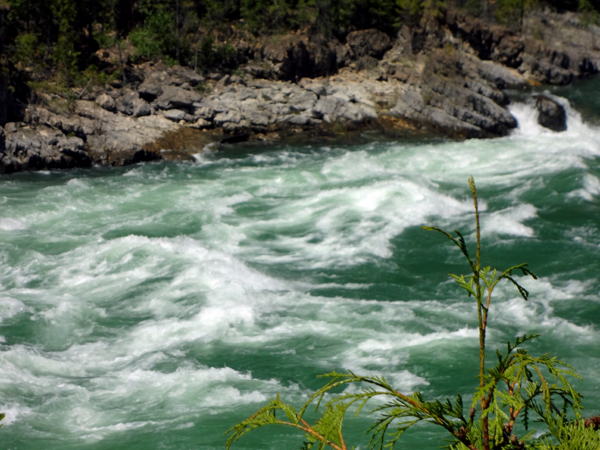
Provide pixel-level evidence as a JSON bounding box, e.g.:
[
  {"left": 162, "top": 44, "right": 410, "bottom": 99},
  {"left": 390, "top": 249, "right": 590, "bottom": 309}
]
[
  {"left": 536, "top": 96, "right": 567, "bottom": 132},
  {"left": 346, "top": 29, "right": 392, "bottom": 59}
]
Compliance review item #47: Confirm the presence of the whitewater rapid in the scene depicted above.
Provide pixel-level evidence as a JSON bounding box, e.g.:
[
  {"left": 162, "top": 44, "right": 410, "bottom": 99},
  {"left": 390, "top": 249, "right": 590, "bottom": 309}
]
[{"left": 0, "top": 95, "right": 599, "bottom": 450}]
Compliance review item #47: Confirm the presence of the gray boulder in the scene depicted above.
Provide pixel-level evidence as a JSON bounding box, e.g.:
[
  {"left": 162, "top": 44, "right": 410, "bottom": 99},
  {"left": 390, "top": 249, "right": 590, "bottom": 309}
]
[
  {"left": 536, "top": 96, "right": 567, "bottom": 132},
  {"left": 214, "top": 110, "right": 242, "bottom": 126},
  {"left": 96, "top": 93, "right": 117, "bottom": 112},
  {"left": 313, "top": 97, "right": 344, "bottom": 118},
  {"left": 132, "top": 98, "right": 152, "bottom": 117},
  {"left": 287, "top": 90, "right": 317, "bottom": 112},
  {"left": 116, "top": 90, "right": 139, "bottom": 115},
  {"left": 223, "top": 119, "right": 250, "bottom": 132},
  {"left": 192, "top": 118, "right": 212, "bottom": 129},
  {"left": 4, "top": 122, "right": 17, "bottom": 133},
  {"left": 169, "top": 65, "right": 204, "bottom": 86},
  {"left": 1, "top": 128, "right": 92, "bottom": 173},
  {"left": 155, "top": 86, "right": 203, "bottom": 113},
  {"left": 38, "top": 110, "right": 87, "bottom": 141},
  {"left": 242, "top": 106, "right": 272, "bottom": 127},
  {"left": 312, "top": 95, "right": 377, "bottom": 124},
  {"left": 56, "top": 136, "right": 85, "bottom": 151},
  {"left": 5, "top": 133, "right": 39, "bottom": 155},
  {"left": 138, "top": 80, "right": 164, "bottom": 101},
  {"left": 390, "top": 90, "right": 484, "bottom": 138},
  {"left": 194, "top": 105, "right": 215, "bottom": 120},
  {"left": 0, "top": 154, "right": 22, "bottom": 173},
  {"left": 57, "top": 136, "right": 92, "bottom": 167},
  {"left": 280, "top": 114, "right": 320, "bottom": 126},
  {"left": 163, "top": 109, "right": 195, "bottom": 122}
]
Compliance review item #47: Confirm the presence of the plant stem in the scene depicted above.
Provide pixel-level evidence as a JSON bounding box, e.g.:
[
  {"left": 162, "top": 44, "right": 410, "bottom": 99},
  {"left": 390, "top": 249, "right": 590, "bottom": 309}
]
[
  {"left": 299, "top": 418, "right": 344, "bottom": 450},
  {"left": 469, "top": 176, "right": 489, "bottom": 450}
]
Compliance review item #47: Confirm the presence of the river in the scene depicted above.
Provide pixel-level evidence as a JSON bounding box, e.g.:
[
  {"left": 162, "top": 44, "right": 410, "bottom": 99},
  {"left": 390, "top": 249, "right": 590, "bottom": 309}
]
[{"left": 1, "top": 85, "right": 599, "bottom": 450}]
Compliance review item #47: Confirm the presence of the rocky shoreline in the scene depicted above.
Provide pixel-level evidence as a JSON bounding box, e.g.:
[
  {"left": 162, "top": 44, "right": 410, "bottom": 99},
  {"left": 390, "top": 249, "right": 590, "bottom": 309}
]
[{"left": 1, "top": 8, "right": 599, "bottom": 174}]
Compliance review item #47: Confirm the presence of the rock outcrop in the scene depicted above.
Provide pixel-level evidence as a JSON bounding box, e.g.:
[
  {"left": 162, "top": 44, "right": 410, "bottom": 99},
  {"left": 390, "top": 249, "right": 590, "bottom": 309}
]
[
  {"left": 536, "top": 95, "right": 567, "bottom": 131},
  {"left": 0, "top": 123, "right": 92, "bottom": 173},
  {"left": 2, "top": 7, "right": 600, "bottom": 174},
  {"left": 444, "top": 8, "right": 600, "bottom": 85}
]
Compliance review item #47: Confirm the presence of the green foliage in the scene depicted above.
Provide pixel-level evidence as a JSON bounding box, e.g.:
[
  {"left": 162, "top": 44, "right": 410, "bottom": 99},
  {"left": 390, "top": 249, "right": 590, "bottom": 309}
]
[
  {"left": 237, "top": 0, "right": 398, "bottom": 36},
  {"left": 129, "top": 1, "right": 180, "bottom": 63},
  {"left": 423, "top": 0, "right": 445, "bottom": 20},
  {"left": 495, "top": 0, "right": 535, "bottom": 30},
  {"left": 226, "top": 177, "right": 590, "bottom": 450},
  {"left": 193, "top": 35, "right": 236, "bottom": 71},
  {"left": 13, "top": 32, "right": 37, "bottom": 67},
  {"left": 241, "top": 0, "right": 291, "bottom": 33},
  {"left": 397, "top": 0, "right": 424, "bottom": 26},
  {"left": 579, "top": 0, "right": 599, "bottom": 26},
  {"left": 396, "top": 0, "right": 443, "bottom": 28},
  {"left": 78, "top": 63, "right": 120, "bottom": 86},
  {"left": 462, "top": 0, "right": 483, "bottom": 16},
  {"left": 3, "top": 0, "right": 600, "bottom": 86},
  {"left": 537, "top": 417, "right": 600, "bottom": 449},
  {"left": 199, "top": 0, "right": 241, "bottom": 25},
  {"left": 94, "top": 31, "right": 117, "bottom": 49},
  {"left": 51, "top": 0, "right": 79, "bottom": 85}
]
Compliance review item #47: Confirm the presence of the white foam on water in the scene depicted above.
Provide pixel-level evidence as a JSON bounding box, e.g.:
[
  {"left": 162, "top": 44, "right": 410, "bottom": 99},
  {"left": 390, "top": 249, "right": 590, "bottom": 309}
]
[
  {"left": 78, "top": 421, "right": 158, "bottom": 443},
  {"left": 509, "top": 94, "right": 587, "bottom": 136},
  {"left": 0, "top": 342, "right": 280, "bottom": 439},
  {"left": 488, "top": 276, "right": 600, "bottom": 343},
  {"left": 1, "top": 345, "right": 89, "bottom": 378},
  {"left": 297, "top": 282, "right": 372, "bottom": 290},
  {"left": 532, "top": 277, "right": 596, "bottom": 300},
  {"left": 122, "top": 167, "right": 144, "bottom": 177},
  {"left": 495, "top": 295, "right": 597, "bottom": 341},
  {"left": 0, "top": 297, "right": 27, "bottom": 323},
  {"left": 508, "top": 96, "right": 600, "bottom": 163},
  {"left": 66, "top": 177, "right": 89, "bottom": 188},
  {"left": 509, "top": 102, "right": 556, "bottom": 137},
  {"left": 482, "top": 204, "right": 537, "bottom": 237},
  {"left": 568, "top": 173, "right": 600, "bottom": 201},
  {"left": 0, "top": 218, "right": 27, "bottom": 231},
  {"left": 0, "top": 266, "right": 490, "bottom": 437},
  {"left": 202, "top": 142, "right": 219, "bottom": 157},
  {"left": 195, "top": 112, "right": 593, "bottom": 270},
  {"left": 237, "top": 177, "right": 474, "bottom": 268},
  {"left": 0, "top": 403, "right": 31, "bottom": 426},
  {"left": 201, "top": 386, "right": 268, "bottom": 407}
]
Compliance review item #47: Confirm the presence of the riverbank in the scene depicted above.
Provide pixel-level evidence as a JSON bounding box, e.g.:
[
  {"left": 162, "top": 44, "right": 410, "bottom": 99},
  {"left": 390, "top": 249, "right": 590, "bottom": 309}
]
[{"left": 1, "top": 6, "right": 600, "bottom": 174}]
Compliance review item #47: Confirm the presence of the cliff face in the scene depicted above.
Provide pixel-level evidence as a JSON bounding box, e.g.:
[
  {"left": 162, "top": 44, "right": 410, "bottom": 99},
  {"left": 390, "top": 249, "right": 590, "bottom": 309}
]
[
  {"left": 444, "top": 9, "right": 600, "bottom": 84},
  {"left": 2, "top": 7, "right": 600, "bottom": 174}
]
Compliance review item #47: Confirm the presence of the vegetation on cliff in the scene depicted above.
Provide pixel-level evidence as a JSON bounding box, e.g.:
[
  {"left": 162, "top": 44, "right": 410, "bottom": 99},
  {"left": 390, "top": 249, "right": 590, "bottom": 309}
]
[{"left": 1, "top": 0, "right": 599, "bottom": 83}]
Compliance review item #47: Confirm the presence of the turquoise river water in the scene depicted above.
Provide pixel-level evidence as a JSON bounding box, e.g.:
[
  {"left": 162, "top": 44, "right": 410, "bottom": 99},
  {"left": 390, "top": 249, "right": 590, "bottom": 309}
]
[{"left": 1, "top": 86, "right": 599, "bottom": 450}]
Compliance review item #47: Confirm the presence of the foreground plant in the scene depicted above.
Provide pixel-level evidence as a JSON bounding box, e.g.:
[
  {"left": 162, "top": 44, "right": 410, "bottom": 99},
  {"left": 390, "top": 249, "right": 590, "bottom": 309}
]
[{"left": 226, "top": 177, "right": 594, "bottom": 450}]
